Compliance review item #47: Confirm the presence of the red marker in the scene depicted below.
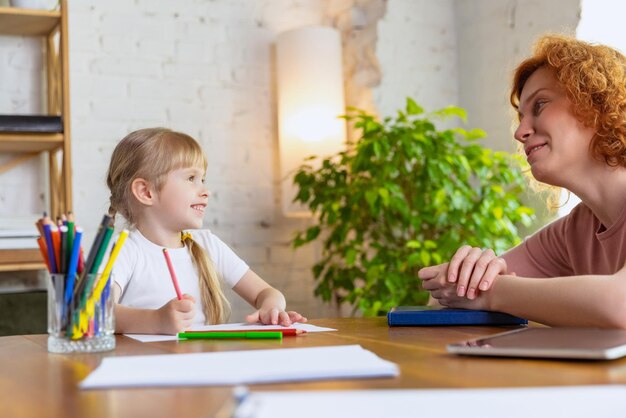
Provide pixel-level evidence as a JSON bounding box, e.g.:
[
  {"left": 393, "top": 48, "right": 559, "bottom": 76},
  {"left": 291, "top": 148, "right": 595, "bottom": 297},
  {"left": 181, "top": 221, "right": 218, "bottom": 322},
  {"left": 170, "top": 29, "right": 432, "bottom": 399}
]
[
  {"left": 162, "top": 248, "right": 182, "bottom": 300},
  {"left": 184, "top": 328, "right": 306, "bottom": 337}
]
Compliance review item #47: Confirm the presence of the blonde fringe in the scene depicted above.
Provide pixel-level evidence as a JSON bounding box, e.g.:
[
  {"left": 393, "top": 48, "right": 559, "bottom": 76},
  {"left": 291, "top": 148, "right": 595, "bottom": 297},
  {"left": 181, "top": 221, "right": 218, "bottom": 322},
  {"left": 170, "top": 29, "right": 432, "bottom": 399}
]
[{"left": 183, "top": 236, "right": 231, "bottom": 324}]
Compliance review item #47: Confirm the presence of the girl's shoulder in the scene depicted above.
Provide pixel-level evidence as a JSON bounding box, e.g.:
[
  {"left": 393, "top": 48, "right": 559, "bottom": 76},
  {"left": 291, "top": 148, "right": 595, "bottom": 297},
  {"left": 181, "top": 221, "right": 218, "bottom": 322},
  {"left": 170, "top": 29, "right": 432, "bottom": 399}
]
[{"left": 186, "top": 228, "right": 226, "bottom": 248}]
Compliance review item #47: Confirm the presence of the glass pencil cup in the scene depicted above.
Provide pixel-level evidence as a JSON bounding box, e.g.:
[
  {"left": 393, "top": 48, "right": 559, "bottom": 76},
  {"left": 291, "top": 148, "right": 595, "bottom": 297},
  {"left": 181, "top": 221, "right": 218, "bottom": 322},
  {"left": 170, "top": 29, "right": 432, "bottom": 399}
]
[{"left": 46, "top": 273, "right": 115, "bottom": 353}]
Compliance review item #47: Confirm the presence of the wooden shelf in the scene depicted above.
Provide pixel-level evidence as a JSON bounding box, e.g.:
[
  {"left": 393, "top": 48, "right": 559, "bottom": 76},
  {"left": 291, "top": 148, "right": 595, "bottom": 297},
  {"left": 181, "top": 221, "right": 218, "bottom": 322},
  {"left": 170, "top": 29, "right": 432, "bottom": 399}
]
[
  {"left": 0, "top": 132, "right": 63, "bottom": 152},
  {"left": 0, "top": 249, "right": 45, "bottom": 272},
  {"left": 0, "top": 6, "right": 60, "bottom": 36},
  {"left": 0, "top": 0, "right": 71, "bottom": 272},
  {"left": 0, "top": 262, "right": 46, "bottom": 272}
]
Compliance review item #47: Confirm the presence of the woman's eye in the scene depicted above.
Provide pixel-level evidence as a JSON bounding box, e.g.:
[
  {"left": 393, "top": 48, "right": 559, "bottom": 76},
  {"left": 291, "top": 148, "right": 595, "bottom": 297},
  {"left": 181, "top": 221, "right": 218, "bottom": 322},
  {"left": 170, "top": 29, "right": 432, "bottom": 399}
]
[{"left": 533, "top": 100, "right": 546, "bottom": 115}]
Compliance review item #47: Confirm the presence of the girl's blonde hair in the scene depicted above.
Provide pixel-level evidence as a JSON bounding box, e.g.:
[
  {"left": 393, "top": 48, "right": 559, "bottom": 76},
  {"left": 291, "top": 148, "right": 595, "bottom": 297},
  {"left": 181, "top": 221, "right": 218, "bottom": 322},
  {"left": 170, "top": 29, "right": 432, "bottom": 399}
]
[{"left": 107, "top": 127, "right": 230, "bottom": 324}]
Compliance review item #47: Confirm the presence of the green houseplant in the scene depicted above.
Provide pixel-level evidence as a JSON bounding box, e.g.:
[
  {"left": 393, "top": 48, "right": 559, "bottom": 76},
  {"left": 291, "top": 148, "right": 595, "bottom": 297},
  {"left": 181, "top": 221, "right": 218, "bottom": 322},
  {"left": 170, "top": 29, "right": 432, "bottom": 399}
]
[{"left": 292, "top": 98, "right": 535, "bottom": 316}]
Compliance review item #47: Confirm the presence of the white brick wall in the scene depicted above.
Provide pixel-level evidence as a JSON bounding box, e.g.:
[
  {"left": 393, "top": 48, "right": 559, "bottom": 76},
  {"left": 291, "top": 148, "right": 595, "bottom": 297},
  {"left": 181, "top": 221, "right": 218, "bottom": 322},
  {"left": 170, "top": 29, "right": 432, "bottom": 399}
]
[
  {"left": 455, "top": 0, "right": 580, "bottom": 152},
  {"left": 65, "top": 0, "right": 334, "bottom": 320},
  {"left": 0, "top": 0, "right": 581, "bottom": 318},
  {"left": 0, "top": 33, "right": 47, "bottom": 219},
  {"left": 374, "top": 0, "right": 459, "bottom": 117}
]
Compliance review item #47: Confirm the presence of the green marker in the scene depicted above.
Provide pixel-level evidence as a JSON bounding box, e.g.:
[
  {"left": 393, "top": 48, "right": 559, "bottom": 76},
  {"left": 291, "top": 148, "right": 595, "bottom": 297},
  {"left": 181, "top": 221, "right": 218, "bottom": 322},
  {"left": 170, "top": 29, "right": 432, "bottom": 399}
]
[{"left": 178, "top": 331, "right": 283, "bottom": 340}]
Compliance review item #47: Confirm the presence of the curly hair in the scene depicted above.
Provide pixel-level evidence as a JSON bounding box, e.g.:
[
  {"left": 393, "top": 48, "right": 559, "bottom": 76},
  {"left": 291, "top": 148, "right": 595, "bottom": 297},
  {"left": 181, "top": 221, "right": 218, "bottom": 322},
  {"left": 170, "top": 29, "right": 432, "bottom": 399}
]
[{"left": 511, "top": 34, "right": 626, "bottom": 168}]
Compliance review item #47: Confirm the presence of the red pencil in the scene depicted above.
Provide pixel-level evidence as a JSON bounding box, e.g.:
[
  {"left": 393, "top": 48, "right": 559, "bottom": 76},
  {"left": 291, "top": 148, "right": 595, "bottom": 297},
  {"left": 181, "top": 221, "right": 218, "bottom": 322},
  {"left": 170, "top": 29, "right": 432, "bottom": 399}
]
[
  {"left": 36, "top": 236, "right": 51, "bottom": 271},
  {"left": 162, "top": 248, "right": 182, "bottom": 300},
  {"left": 184, "top": 328, "right": 306, "bottom": 336}
]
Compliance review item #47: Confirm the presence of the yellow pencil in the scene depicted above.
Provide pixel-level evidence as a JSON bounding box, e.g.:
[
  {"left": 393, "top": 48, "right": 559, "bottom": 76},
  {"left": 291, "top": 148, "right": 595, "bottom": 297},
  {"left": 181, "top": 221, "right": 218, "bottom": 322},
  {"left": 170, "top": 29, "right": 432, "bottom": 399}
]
[{"left": 74, "top": 229, "right": 129, "bottom": 338}]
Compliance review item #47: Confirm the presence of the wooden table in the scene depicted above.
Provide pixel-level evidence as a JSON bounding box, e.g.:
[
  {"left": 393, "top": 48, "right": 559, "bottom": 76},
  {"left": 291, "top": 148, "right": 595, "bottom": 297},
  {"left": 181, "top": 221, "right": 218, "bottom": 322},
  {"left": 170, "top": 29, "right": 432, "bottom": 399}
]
[{"left": 2, "top": 317, "right": 626, "bottom": 418}]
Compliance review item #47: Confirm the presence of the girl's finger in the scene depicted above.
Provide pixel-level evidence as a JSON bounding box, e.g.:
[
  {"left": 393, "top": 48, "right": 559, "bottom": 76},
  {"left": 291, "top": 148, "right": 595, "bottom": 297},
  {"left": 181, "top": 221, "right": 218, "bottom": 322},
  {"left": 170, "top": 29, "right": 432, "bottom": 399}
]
[
  {"left": 287, "top": 311, "right": 302, "bottom": 322},
  {"left": 278, "top": 311, "right": 291, "bottom": 326},
  {"left": 270, "top": 308, "right": 280, "bottom": 325},
  {"left": 245, "top": 310, "right": 260, "bottom": 323}
]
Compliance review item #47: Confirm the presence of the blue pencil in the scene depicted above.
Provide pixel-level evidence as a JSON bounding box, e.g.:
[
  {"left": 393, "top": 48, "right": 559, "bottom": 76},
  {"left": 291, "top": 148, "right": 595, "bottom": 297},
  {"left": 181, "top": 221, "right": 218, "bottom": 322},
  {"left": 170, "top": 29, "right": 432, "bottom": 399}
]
[
  {"left": 42, "top": 223, "right": 57, "bottom": 274},
  {"left": 63, "top": 228, "right": 83, "bottom": 313}
]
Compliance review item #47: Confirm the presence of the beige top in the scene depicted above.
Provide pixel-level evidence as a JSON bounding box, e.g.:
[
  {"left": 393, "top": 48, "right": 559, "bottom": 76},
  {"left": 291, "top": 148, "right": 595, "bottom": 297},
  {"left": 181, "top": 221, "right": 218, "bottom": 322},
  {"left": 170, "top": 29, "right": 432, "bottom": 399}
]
[{"left": 502, "top": 203, "right": 626, "bottom": 277}]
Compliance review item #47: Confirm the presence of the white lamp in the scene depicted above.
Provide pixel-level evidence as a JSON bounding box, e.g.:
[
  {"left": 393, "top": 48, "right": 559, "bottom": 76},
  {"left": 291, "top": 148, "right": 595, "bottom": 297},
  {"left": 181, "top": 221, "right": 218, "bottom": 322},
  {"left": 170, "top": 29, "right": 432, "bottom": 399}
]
[{"left": 276, "top": 26, "right": 347, "bottom": 216}]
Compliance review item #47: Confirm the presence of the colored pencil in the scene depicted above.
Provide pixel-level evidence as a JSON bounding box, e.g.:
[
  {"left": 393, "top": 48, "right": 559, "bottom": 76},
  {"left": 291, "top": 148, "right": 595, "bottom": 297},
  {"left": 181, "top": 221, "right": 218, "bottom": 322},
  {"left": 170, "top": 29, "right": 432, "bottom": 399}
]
[
  {"left": 178, "top": 331, "right": 283, "bottom": 340},
  {"left": 183, "top": 328, "right": 306, "bottom": 336},
  {"left": 59, "top": 225, "right": 68, "bottom": 274},
  {"left": 62, "top": 228, "right": 83, "bottom": 327},
  {"left": 90, "top": 229, "right": 129, "bottom": 302},
  {"left": 66, "top": 219, "right": 74, "bottom": 269},
  {"left": 72, "top": 225, "right": 113, "bottom": 306},
  {"left": 36, "top": 236, "right": 50, "bottom": 271},
  {"left": 80, "top": 214, "right": 112, "bottom": 283},
  {"left": 42, "top": 223, "right": 57, "bottom": 274},
  {"left": 35, "top": 218, "right": 44, "bottom": 237},
  {"left": 74, "top": 229, "right": 129, "bottom": 338},
  {"left": 63, "top": 228, "right": 83, "bottom": 307},
  {"left": 162, "top": 248, "right": 182, "bottom": 300},
  {"left": 51, "top": 228, "right": 61, "bottom": 273}
]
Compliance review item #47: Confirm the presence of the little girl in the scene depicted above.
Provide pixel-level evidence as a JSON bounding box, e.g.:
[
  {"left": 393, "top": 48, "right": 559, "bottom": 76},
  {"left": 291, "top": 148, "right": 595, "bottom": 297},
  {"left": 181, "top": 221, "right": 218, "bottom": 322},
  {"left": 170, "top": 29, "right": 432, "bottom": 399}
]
[{"left": 107, "top": 127, "right": 307, "bottom": 334}]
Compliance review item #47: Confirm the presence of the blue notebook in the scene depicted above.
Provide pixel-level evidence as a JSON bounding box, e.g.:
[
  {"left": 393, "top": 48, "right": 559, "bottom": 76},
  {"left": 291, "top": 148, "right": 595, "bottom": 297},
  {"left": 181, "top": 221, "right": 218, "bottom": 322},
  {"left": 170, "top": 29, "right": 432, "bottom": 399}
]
[{"left": 387, "top": 306, "right": 527, "bottom": 326}]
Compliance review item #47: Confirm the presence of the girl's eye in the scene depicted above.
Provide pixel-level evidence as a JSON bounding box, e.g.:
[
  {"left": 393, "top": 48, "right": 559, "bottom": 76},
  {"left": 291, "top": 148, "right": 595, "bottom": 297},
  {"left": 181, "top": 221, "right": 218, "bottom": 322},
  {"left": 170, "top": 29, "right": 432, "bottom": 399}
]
[
  {"left": 188, "top": 176, "right": 195, "bottom": 182},
  {"left": 201, "top": 178, "right": 206, "bottom": 184}
]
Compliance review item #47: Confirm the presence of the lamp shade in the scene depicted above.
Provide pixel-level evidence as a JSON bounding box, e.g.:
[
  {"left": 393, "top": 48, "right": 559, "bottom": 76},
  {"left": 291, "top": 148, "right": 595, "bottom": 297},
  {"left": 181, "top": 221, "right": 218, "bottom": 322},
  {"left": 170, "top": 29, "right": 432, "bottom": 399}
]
[{"left": 276, "top": 26, "right": 347, "bottom": 216}]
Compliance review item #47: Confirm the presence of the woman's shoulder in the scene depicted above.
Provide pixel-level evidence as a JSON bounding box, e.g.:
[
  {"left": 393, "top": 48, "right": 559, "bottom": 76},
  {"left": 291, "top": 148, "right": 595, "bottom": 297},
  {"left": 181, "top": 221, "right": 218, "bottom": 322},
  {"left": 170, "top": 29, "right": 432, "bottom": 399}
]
[{"left": 538, "top": 202, "right": 596, "bottom": 237}]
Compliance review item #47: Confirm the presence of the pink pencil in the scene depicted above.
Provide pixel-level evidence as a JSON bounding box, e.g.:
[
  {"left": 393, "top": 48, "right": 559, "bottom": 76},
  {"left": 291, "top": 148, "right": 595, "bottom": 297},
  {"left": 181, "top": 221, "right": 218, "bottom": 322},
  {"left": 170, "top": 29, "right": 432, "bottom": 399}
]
[{"left": 162, "top": 248, "right": 182, "bottom": 300}]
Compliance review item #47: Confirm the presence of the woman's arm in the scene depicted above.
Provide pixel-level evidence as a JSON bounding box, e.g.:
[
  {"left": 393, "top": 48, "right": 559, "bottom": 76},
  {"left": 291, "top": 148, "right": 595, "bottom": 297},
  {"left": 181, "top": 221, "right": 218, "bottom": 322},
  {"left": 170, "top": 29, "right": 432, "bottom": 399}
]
[
  {"left": 420, "top": 263, "right": 626, "bottom": 328},
  {"left": 488, "top": 265, "right": 626, "bottom": 328},
  {"left": 113, "top": 283, "right": 196, "bottom": 335},
  {"left": 232, "top": 269, "right": 307, "bottom": 326}
]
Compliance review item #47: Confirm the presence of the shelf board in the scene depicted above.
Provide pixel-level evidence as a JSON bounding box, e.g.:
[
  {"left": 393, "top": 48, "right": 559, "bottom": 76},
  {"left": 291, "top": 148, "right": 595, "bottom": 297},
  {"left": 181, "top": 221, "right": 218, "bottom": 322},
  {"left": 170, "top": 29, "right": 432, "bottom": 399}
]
[
  {"left": 0, "top": 6, "right": 60, "bottom": 36},
  {"left": 0, "top": 249, "right": 45, "bottom": 272},
  {"left": 0, "top": 132, "right": 63, "bottom": 152},
  {"left": 0, "top": 262, "right": 46, "bottom": 272},
  {"left": 0, "top": 115, "right": 63, "bottom": 133}
]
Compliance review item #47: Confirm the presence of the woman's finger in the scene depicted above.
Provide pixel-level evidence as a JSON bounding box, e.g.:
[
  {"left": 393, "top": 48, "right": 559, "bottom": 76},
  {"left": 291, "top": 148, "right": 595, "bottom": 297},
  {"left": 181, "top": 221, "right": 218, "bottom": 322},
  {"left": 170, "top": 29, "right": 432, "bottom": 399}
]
[
  {"left": 476, "top": 257, "right": 507, "bottom": 293},
  {"left": 447, "top": 246, "right": 472, "bottom": 283},
  {"left": 456, "top": 247, "right": 483, "bottom": 296},
  {"left": 466, "top": 249, "right": 497, "bottom": 299}
]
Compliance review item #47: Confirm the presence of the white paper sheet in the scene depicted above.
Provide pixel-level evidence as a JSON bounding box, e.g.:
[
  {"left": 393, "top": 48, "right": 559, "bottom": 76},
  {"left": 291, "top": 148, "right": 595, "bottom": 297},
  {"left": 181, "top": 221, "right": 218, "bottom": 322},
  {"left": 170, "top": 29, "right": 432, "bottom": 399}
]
[
  {"left": 233, "top": 385, "right": 626, "bottom": 418},
  {"left": 80, "top": 344, "right": 398, "bottom": 389},
  {"left": 124, "top": 322, "right": 336, "bottom": 343}
]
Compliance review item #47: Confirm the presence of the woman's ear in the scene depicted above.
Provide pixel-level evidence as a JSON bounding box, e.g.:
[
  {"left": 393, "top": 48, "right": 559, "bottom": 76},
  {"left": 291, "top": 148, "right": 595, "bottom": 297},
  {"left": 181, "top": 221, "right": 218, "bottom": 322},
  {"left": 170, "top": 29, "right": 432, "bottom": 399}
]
[{"left": 131, "top": 178, "right": 154, "bottom": 206}]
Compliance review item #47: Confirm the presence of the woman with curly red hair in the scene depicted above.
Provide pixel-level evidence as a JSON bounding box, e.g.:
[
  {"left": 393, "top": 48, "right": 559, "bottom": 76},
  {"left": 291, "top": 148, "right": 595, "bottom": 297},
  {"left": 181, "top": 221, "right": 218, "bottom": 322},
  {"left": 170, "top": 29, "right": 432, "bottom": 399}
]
[{"left": 419, "top": 34, "right": 626, "bottom": 327}]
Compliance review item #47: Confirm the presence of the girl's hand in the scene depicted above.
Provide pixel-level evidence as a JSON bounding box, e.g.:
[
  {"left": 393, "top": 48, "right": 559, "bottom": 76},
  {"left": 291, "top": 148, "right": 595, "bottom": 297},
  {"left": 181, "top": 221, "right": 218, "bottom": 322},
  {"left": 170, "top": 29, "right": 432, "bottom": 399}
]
[
  {"left": 156, "top": 294, "right": 195, "bottom": 335},
  {"left": 445, "top": 245, "right": 508, "bottom": 299},
  {"left": 418, "top": 262, "right": 492, "bottom": 310},
  {"left": 245, "top": 308, "right": 308, "bottom": 327}
]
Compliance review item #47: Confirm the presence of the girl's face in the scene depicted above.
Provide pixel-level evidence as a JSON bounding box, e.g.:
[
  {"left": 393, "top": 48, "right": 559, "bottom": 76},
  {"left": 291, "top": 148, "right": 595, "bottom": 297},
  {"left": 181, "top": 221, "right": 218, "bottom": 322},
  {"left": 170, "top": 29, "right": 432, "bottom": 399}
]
[
  {"left": 153, "top": 166, "right": 210, "bottom": 231},
  {"left": 514, "top": 66, "right": 597, "bottom": 187}
]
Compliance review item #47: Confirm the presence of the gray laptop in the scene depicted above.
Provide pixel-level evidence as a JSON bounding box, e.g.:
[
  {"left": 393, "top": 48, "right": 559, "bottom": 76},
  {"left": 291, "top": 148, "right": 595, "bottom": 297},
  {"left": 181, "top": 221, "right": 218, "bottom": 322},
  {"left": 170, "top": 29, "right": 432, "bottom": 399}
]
[{"left": 447, "top": 327, "right": 626, "bottom": 360}]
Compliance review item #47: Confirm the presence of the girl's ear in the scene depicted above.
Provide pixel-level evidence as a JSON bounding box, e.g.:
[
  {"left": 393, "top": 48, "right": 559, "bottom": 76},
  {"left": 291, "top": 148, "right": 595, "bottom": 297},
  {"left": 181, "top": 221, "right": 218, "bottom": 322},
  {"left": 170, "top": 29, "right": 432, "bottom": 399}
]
[{"left": 131, "top": 178, "right": 154, "bottom": 206}]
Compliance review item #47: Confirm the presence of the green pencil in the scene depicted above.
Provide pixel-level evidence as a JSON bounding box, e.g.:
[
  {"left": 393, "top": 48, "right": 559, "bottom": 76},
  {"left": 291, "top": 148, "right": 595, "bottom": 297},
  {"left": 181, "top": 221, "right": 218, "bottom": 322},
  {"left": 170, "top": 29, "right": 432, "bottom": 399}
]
[{"left": 178, "top": 331, "right": 283, "bottom": 340}]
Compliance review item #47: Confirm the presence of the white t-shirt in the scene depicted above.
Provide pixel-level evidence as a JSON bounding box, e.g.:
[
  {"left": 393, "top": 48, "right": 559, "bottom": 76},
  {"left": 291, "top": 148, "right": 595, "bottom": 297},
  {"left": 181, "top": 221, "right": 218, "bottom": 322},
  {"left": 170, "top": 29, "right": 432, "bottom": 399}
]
[{"left": 113, "top": 229, "right": 249, "bottom": 325}]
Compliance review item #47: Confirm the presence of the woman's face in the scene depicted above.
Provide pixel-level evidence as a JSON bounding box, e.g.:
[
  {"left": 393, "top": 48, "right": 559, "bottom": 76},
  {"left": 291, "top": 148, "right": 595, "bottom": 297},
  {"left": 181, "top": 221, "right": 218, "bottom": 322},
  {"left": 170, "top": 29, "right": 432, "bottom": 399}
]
[{"left": 514, "top": 66, "right": 596, "bottom": 187}]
